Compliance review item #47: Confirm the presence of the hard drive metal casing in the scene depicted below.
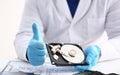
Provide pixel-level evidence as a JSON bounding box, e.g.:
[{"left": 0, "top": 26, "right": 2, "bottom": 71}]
[{"left": 46, "top": 43, "right": 87, "bottom": 66}]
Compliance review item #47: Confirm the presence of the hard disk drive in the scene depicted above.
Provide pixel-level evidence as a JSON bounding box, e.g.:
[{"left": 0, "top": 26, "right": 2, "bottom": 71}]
[{"left": 46, "top": 43, "right": 87, "bottom": 66}]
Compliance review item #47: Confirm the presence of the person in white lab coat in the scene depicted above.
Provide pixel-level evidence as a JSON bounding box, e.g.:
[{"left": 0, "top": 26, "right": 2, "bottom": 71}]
[{"left": 14, "top": 0, "right": 120, "bottom": 70}]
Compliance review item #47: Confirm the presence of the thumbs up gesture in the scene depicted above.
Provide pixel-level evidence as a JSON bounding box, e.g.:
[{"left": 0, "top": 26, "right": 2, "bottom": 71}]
[{"left": 27, "top": 23, "right": 47, "bottom": 66}]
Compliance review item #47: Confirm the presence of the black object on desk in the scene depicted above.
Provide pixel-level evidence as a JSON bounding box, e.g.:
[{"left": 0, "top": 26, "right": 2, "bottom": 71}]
[{"left": 73, "top": 70, "right": 119, "bottom": 75}]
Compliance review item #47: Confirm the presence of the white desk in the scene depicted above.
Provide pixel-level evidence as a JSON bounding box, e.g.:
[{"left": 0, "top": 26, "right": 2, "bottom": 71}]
[
  {"left": 0, "top": 58, "right": 120, "bottom": 75},
  {"left": 92, "top": 59, "right": 120, "bottom": 74}
]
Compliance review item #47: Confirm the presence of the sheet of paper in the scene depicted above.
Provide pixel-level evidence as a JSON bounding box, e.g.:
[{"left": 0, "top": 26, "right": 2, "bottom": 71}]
[
  {"left": 3, "top": 58, "right": 120, "bottom": 75},
  {"left": 4, "top": 58, "right": 78, "bottom": 75},
  {"left": 0, "top": 59, "right": 10, "bottom": 73}
]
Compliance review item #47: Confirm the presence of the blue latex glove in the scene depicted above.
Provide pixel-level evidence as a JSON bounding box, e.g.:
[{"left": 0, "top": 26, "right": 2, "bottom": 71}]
[
  {"left": 75, "top": 45, "right": 101, "bottom": 70},
  {"left": 27, "top": 23, "right": 47, "bottom": 66}
]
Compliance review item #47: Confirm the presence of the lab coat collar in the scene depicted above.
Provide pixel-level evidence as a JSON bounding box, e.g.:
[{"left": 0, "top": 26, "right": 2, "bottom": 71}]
[
  {"left": 62, "top": 0, "right": 73, "bottom": 21},
  {"left": 62, "top": 0, "right": 92, "bottom": 24}
]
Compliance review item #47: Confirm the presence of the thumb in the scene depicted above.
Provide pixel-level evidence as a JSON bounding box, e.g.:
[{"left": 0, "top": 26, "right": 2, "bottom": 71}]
[{"left": 32, "top": 23, "right": 43, "bottom": 41}]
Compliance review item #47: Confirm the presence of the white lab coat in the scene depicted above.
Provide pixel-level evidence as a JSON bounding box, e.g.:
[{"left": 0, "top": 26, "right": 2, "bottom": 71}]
[{"left": 15, "top": 0, "right": 120, "bottom": 62}]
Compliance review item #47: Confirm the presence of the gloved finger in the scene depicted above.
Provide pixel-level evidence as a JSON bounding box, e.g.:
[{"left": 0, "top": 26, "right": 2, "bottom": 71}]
[
  {"left": 38, "top": 49, "right": 47, "bottom": 56},
  {"left": 86, "top": 51, "right": 99, "bottom": 65},
  {"left": 85, "top": 46, "right": 100, "bottom": 65},
  {"left": 86, "top": 49, "right": 98, "bottom": 63},
  {"left": 29, "top": 40, "right": 45, "bottom": 49},
  {"left": 75, "top": 65, "right": 91, "bottom": 71},
  {"left": 35, "top": 41, "right": 45, "bottom": 49},
  {"left": 32, "top": 23, "right": 43, "bottom": 41},
  {"left": 36, "top": 49, "right": 46, "bottom": 56},
  {"left": 92, "top": 55, "right": 99, "bottom": 65},
  {"left": 88, "top": 47, "right": 100, "bottom": 65},
  {"left": 29, "top": 56, "right": 45, "bottom": 66},
  {"left": 29, "top": 48, "right": 46, "bottom": 56},
  {"left": 84, "top": 46, "right": 99, "bottom": 54},
  {"left": 30, "top": 61, "right": 45, "bottom": 66},
  {"left": 30, "top": 55, "right": 45, "bottom": 62},
  {"left": 86, "top": 53, "right": 93, "bottom": 65}
]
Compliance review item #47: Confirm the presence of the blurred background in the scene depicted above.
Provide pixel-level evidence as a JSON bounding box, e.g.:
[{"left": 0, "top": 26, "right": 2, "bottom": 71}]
[{"left": 0, "top": 0, "right": 25, "bottom": 58}]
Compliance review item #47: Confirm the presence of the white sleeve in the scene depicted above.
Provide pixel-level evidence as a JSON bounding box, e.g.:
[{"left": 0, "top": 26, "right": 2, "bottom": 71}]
[
  {"left": 14, "top": 0, "right": 44, "bottom": 61},
  {"left": 97, "top": 0, "right": 120, "bottom": 62}
]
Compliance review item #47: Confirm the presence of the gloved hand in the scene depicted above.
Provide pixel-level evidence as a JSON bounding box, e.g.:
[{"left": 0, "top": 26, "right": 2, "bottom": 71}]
[
  {"left": 75, "top": 45, "right": 101, "bottom": 70},
  {"left": 27, "top": 23, "right": 47, "bottom": 66}
]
